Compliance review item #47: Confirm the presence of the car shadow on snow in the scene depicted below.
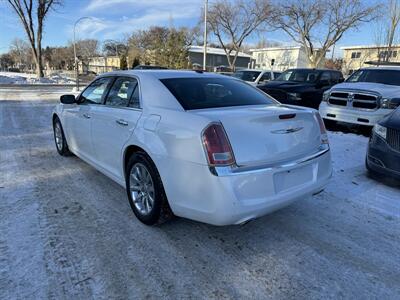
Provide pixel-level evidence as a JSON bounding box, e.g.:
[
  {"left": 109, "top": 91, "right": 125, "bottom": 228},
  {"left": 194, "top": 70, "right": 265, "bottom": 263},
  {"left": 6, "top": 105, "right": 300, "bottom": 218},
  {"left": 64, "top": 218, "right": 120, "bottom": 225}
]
[{"left": 325, "top": 121, "right": 372, "bottom": 137}]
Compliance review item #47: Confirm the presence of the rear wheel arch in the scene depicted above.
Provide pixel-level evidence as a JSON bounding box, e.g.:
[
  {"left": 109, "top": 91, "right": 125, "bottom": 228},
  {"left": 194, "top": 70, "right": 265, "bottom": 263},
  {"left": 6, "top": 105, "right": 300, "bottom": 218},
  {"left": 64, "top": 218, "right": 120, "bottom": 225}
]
[
  {"left": 123, "top": 145, "right": 174, "bottom": 224},
  {"left": 123, "top": 145, "right": 155, "bottom": 177}
]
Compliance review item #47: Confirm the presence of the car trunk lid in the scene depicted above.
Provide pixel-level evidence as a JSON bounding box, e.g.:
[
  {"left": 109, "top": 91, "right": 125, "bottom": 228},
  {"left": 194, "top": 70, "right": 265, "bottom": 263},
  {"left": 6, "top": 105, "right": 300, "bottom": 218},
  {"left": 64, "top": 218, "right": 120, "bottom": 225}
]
[{"left": 193, "top": 105, "right": 321, "bottom": 167}]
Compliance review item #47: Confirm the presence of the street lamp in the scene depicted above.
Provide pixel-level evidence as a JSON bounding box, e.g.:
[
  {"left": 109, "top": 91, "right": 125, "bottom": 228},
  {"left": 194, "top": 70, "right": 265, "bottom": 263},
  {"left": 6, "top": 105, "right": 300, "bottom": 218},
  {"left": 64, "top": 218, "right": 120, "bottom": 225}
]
[
  {"left": 73, "top": 16, "right": 92, "bottom": 91},
  {"left": 203, "top": 0, "right": 208, "bottom": 71}
]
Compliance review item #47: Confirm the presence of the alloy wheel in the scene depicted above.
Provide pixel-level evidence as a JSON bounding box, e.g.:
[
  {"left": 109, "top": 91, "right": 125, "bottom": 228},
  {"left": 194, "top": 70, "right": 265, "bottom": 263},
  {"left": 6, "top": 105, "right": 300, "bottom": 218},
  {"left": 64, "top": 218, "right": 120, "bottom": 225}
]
[
  {"left": 54, "top": 122, "right": 63, "bottom": 151},
  {"left": 129, "top": 163, "right": 155, "bottom": 215}
]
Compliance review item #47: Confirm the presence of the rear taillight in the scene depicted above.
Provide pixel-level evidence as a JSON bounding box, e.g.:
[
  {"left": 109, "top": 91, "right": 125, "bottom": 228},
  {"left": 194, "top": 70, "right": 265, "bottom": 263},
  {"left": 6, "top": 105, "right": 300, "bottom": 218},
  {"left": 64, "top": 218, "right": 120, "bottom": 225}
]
[
  {"left": 314, "top": 112, "right": 329, "bottom": 145},
  {"left": 202, "top": 123, "right": 235, "bottom": 166}
]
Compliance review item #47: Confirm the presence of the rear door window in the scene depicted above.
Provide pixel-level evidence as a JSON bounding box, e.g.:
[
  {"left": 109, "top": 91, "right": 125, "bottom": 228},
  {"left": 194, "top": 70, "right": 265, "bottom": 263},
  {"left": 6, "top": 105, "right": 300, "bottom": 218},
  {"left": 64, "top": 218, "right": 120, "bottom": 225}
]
[
  {"left": 105, "top": 77, "right": 138, "bottom": 107},
  {"left": 259, "top": 72, "right": 271, "bottom": 83},
  {"left": 320, "top": 71, "right": 331, "bottom": 83},
  {"left": 331, "top": 72, "right": 341, "bottom": 84}
]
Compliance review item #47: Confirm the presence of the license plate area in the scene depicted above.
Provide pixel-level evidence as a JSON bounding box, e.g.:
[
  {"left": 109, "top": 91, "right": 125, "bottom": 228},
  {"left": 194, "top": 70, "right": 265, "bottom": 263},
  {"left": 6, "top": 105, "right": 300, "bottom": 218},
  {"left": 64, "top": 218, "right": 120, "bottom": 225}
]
[{"left": 274, "top": 164, "right": 315, "bottom": 193}]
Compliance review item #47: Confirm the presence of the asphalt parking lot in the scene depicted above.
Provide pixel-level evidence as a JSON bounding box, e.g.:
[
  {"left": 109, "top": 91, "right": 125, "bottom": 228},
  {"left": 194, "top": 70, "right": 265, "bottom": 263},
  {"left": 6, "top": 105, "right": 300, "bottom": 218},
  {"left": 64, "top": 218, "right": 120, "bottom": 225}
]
[{"left": 1, "top": 86, "right": 399, "bottom": 299}]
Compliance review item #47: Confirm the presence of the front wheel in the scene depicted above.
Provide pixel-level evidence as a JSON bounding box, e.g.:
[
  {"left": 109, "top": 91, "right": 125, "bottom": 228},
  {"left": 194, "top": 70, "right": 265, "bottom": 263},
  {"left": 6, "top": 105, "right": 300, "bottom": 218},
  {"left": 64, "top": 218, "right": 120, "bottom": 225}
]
[
  {"left": 126, "top": 152, "right": 173, "bottom": 225},
  {"left": 53, "top": 118, "right": 72, "bottom": 156}
]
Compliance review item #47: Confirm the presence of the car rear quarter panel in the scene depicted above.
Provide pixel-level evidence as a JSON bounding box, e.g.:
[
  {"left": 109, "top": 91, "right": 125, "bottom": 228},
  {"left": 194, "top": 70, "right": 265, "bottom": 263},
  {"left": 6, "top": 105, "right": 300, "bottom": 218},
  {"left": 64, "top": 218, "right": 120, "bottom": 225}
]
[{"left": 123, "top": 108, "right": 213, "bottom": 213}]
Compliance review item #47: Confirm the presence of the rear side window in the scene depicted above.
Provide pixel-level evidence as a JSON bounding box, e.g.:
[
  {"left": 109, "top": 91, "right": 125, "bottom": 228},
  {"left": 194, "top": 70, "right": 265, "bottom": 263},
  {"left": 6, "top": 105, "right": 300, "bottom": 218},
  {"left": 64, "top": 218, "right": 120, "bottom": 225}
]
[
  {"left": 105, "top": 77, "right": 138, "bottom": 107},
  {"left": 260, "top": 72, "right": 271, "bottom": 82},
  {"left": 160, "top": 77, "right": 277, "bottom": 110},
  {"left": 331, "top": 72, "right": 342, "bottom": 84},
  {"left": 273, "top": 72, "right": 281, "bottom": 78}
]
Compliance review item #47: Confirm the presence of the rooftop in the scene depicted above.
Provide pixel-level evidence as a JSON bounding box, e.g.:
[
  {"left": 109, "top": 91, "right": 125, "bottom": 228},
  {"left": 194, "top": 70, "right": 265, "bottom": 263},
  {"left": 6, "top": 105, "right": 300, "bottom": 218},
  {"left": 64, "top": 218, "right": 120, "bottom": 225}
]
[
  {"left": 341, "top": 44, "right": 400, "bottom": 50},
  {"left": 249, "top": 45, "right": 326, "bottom": 52},
  {"left": 188, "top": 46, "right": 252, "bottom": 58}
]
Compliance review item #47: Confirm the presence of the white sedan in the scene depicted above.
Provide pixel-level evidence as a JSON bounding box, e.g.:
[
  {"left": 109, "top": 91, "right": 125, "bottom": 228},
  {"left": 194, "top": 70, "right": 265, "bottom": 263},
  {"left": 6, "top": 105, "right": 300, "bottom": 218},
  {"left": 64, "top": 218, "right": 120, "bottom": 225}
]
[{"left": 53, "top": 70, "right": 332, "bottom": 226}]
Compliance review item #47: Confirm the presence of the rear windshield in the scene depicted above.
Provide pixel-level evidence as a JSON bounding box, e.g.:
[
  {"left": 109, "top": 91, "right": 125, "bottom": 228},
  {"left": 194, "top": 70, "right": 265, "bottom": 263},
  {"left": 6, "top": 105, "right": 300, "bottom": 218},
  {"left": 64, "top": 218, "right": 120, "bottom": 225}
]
[
  {"left": 160, "top": 77, "right": 277, "bottom": 110},
  {"left": 346, "top": 69, "right": 400, "bottom": 86}
]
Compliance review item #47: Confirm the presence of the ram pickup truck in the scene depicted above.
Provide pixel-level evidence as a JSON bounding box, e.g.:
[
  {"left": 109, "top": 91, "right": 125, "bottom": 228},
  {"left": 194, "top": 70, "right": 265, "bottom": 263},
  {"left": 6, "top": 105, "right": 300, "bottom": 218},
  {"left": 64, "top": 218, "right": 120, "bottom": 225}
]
[{"left": 319, "top": 67, "right": 400, "bottom": 126}]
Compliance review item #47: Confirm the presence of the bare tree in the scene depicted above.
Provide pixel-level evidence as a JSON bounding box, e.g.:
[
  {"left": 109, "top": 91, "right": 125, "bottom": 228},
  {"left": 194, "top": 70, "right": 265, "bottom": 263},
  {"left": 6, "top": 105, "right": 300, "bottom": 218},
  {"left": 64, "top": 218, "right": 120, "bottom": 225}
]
[
  {"left": 9, "top": 38, "right": 32, "bottom": 70},
  {"left": 207, "top": 0, "right": 271, "bottom": 71},
  {"left": 5, "top": 0, "right": 61, "bottom": 77},
  {"left": 271, "top": 0, "right": 379, "bottom": 68},
  {"left": 74, "top": 39, "right": 99, "bottom": 60},
  {"left": 375, "top": 0, "right": 400, "bottom": 62}
]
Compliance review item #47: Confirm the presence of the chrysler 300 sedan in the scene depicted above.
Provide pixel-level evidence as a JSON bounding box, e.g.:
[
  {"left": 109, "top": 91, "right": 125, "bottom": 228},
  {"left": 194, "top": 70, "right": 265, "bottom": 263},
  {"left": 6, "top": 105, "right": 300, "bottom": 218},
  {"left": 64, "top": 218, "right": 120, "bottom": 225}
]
[{"left": 52, "top": 70, "right": 332, "bottom": 226}]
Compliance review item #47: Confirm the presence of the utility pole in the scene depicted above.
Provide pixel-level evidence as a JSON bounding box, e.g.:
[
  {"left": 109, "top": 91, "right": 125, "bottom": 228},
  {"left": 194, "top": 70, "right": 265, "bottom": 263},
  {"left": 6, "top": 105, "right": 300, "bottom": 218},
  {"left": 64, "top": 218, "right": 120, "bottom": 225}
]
[
  {"left": 73, "top": 17, "right": 91, "bottom": 91},
  {"left": 203, "top": 0, "right": 208, "bottom": 71}
]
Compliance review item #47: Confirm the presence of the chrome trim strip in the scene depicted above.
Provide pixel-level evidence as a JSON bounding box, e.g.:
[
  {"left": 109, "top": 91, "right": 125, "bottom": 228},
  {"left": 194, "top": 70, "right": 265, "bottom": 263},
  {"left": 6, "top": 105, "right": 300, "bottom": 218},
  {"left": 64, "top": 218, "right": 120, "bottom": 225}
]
[{"left": 209, "top": 144, "right": 330, "bottom": 176}]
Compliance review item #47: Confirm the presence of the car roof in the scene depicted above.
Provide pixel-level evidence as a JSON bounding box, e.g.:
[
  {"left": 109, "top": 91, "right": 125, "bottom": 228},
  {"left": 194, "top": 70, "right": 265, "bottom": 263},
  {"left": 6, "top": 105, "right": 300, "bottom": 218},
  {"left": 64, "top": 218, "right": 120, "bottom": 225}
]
[
  {"left": 285, "top": 68, "right": 340, "bottom": 72},
  {"left": 235, "top": 69, "right": 274, "bottom": 72},
  {"left": 97, "top": 69, "right": 227, "bottom": 80},
  {"left": 359, "top": 66, "right": 400, "bottom": 71}
]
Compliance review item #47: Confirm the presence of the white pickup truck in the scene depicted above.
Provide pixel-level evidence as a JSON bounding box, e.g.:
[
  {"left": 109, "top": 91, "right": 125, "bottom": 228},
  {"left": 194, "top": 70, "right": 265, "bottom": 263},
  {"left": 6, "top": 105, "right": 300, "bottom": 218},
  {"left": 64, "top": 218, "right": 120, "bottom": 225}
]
[{"left": 319, "top": 67, "right": 400, "bottom": 126}]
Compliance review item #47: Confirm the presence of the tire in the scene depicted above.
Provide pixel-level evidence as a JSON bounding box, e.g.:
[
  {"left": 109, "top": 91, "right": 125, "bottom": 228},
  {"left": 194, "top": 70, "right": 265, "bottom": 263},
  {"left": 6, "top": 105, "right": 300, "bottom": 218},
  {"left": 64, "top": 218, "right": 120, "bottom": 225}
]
[
  {"left": 365, "top": 156, "right": 378, "bottom": 178},
  {"left": 53, "top": 117, "right": 72, "bottom": 156},
  {"left": 323, "top": 119, "right": 337, "bottom": 130},
  {"left": 125, "top": 152, "right": 173, "bottom": 225}
]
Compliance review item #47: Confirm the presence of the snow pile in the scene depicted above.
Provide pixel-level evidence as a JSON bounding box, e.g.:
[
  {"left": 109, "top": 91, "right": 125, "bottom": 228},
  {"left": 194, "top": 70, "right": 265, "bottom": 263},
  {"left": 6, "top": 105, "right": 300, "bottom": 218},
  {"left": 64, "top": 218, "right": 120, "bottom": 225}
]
[{"left": 0, "top": 72, "right": 75, "bottom": 84}]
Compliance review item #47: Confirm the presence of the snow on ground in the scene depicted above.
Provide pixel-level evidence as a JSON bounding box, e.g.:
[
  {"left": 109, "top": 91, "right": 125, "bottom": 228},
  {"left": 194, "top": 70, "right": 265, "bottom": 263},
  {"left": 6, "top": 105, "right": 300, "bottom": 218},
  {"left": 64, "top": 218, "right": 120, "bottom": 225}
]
[
  {"left": 0, "top": 71, "right": 75, "bottom": 84},
  {"left": 0, "top": 88, "right": 399, "bottom": 299}
]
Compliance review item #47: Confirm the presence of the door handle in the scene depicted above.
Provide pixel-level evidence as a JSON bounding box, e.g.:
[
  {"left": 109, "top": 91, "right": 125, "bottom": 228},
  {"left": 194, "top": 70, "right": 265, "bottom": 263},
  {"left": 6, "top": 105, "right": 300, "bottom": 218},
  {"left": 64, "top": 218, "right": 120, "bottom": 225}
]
[
  {"left": 116, "top": 119, "right": 128, "bottom": 126},
  {"left": 83, "top": 113, "right": 91, "bottom": 119}
]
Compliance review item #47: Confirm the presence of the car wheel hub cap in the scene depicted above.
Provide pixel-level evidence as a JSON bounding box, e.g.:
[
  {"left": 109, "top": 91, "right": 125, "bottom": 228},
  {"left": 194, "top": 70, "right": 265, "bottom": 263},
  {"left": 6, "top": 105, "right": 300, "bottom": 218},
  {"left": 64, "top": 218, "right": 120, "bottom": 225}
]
[
  {"left": 130, "top": 163, "right": 155, "bottom": 215},
  {"left": 54, "top": 123, "right": 63, "bottom": 150}
]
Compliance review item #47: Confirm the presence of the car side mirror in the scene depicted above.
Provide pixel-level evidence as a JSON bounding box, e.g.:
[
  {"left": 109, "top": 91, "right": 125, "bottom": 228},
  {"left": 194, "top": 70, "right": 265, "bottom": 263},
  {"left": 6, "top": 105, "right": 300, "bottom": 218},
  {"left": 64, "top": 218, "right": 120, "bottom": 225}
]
[
  {"left": 60, "top": 94, "right": 76, "bottom": 104},
  {"left": 338, "top": 78, "right": 345, "bottom": 83}
]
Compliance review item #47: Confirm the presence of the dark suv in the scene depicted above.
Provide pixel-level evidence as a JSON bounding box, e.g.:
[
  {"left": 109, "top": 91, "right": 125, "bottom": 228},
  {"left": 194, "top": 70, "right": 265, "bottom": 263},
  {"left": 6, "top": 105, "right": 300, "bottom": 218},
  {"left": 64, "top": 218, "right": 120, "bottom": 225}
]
[{"left": 258, "top": 68, "right": 344, "bottom": 109}]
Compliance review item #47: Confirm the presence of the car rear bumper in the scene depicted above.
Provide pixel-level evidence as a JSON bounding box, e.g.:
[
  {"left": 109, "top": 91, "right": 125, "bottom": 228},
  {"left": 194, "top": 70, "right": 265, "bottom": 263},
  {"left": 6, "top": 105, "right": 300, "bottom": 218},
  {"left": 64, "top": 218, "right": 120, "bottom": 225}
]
[
  {"left": 319, "top": 102, "right": 392, "bottom": 126},
  {"left": 164, "top": 146, "right": 332, "bottom": 226},
  {"left": 367, "top": 134, "right": 400, "bottom": 180}
]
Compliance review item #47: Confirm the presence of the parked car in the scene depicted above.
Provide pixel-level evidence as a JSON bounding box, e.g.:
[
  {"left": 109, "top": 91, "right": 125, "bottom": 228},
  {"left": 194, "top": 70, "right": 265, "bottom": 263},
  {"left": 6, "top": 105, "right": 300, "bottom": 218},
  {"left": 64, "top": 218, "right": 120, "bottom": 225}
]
[
  {"left": 53, "top": 70, "right": 332, "bottom": 226},
  {"left": 366, "top": 107, "right": 400, "bottom": 180},
  {"left": 233, "top": 69, "right": 282, "bottom": 86},
  {"left": 258, "top": 69, "right": 344, "bottom": 109},
  {"left": 319, "top": 67, "right": 400, "bottom": 126}
]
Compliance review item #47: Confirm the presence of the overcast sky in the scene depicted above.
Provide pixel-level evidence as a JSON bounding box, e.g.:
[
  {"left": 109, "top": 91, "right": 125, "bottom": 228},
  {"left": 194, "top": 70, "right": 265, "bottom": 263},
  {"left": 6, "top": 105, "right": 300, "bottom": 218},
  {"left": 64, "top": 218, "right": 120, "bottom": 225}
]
[{"left": 0, "top": 0, "right": 386, "bottom": 57}]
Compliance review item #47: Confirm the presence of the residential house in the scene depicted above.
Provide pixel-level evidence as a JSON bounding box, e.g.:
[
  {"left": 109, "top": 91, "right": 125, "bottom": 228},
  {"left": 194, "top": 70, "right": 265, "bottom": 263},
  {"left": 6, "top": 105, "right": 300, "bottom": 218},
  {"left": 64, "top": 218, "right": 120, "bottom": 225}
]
[
  {"left": 79, "top": 55, "right": 126, "bottom": 74},
  {"left": 250, "top": 46, "right": 327, "bottom": 71},
  {"left": 341, "top": 45, "right": 400, "bottom": 75}
]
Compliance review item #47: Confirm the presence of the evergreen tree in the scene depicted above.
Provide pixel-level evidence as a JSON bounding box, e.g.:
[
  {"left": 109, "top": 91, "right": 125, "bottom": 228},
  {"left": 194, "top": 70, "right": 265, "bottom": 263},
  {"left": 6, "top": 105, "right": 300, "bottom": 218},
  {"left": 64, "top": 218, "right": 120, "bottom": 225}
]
[{"left": 120, "top": 55, "right": 128, "bottom": 70}]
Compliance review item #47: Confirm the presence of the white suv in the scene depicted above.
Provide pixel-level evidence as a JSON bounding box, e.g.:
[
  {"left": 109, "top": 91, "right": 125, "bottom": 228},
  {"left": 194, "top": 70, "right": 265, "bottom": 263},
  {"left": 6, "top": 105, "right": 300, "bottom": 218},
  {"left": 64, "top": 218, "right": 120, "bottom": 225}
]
[{"left": 319, "top": 67, "right": 400, "bottom": 126}]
